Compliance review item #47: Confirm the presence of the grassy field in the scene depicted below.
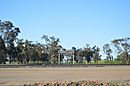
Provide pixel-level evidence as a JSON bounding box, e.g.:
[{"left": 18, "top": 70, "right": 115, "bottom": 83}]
[{"left": 0, "top": 66, "right": 130, "bottom": 85}]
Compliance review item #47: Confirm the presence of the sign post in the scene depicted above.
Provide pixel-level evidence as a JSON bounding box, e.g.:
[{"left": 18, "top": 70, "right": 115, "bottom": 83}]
[
  {"left": 58, "top": 50, "right": 74, "bottom": 65},
  {"left": 58, "top": 50, "right": 67, "bottom": 65}
]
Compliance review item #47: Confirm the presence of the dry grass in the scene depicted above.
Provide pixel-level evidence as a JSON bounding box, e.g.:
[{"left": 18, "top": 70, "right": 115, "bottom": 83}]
[{"left": 0, "top": 66, "right": 130, "bottom": 85}]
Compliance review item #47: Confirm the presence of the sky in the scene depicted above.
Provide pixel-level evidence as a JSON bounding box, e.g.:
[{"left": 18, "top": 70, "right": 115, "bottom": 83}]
[{"left": 0, "top": 0, "right": 130, "bottom": 58}]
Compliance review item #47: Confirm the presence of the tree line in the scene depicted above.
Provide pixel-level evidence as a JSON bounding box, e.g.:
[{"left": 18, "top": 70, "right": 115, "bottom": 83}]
[{"left": 0, "top": 20, "right": 130, "bottom": 64}]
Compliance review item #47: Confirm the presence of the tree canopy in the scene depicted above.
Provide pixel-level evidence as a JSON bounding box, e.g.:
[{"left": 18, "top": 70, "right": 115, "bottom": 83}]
[{"left": 0, "top": 20, "right": 130, "bottom": 64}]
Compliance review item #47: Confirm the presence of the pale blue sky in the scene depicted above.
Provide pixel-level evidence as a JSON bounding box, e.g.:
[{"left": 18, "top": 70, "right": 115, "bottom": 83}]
[{"left": 0, "top": 0, "right": 130, "bottom": 51}]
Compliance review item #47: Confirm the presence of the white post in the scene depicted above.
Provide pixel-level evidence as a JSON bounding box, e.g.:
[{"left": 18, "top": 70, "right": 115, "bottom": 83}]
[
  {"left": 58, "top": 52, "right": 60, "bottom": 65},
  {"left": 72, "top": 50, "right": 74, "bottom": 64}
]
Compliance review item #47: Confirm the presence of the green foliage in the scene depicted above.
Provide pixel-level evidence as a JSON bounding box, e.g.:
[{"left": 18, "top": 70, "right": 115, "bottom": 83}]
[
  {"left": 41, "top": 34, "right": 62, "bottom": 64},
  {"left": 0, "top": 20, "right": 20, "bottom": 64},
  {"left": 0, "top": 36, "right": 6, "bottom": 64},
  {"left": 103, "top": 44, "right": 113, "bottom": 61},
  {"left": 0, "top": 20, "right": 130, "bottom": 65},
  {"left": 112, "top": 37, "right": 130, "bottom": 64}
]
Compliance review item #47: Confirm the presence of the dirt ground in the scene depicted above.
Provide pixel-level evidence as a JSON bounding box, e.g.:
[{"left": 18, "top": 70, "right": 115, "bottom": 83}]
[{"left": 0, "top": 66, "right": 130, "bottom": 85}]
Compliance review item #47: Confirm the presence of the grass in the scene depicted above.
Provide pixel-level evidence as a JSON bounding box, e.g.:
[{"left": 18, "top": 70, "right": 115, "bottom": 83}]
[{"left": 0, "top": 60, "right": 124, "bottom": 66}]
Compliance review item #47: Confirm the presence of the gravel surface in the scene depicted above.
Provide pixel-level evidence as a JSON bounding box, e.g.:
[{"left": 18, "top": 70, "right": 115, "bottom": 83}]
[{"left": 0, "top": 66, "right": 130, "bottom": 85}]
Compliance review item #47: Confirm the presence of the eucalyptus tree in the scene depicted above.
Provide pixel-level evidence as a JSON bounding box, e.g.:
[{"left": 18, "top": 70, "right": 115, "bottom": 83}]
[
  {"left": 32, "top": 42, "right": 49, "bottom": 63},
  {"left": 92, "top": 46, "right": 101, "bottom": 63},
  {"left": 85, "top": 48, "right": 93, "bottom": 63},
  {"left": 34, "top": 42, "right": 42, "bottom": 62},
  {"left": 23, "top": 40, "right": 33, "bottom": 64},
  {"left": 16, "top": 39, "right": 34, "bottom": 64},
  {"left": 76, "top": 48, "right": 84, "bottom": 63},
  {"left": 0, "top": 36, "right": 6, "bottom": 64},
  {"left": 112, "top": 37, "right": 130, "bottom": 64},
  {"left": 81, "top": 47, "right": 92, "bottom": 63},
  {"left": 16, "top": 38, "right": 25, "bottom": 64},
  {"left": 40, "top": 43, "right": 49, "bottom": 63},
  {"left": 76, "top": 45, "right": 93, "bottom": 63},
  {"left": 103, "top": 44, "right": 113, "bottom": 61},
  {"left": 41, "top": 34, "right": 62, "bottom": 64},
  {"left": 0, "top": 20, "right": 20, "bottom": 63}
]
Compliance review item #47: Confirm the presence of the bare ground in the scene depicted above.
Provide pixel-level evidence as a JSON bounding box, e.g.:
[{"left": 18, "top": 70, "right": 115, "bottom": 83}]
[{"left": 0, "top": 66, "right": 130, "bottom": 85}]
